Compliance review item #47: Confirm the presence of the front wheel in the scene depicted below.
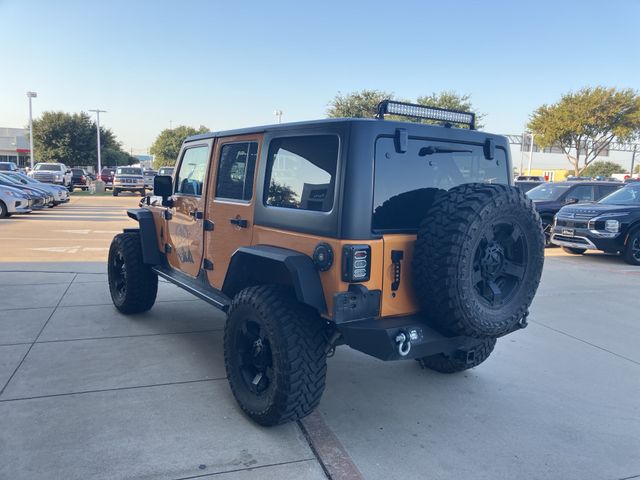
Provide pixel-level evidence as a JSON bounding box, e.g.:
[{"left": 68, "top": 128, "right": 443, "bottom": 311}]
[
  {"left": 418, "top": 338, "right": 497, "bottom": 373},
  {"left": 107, "top": 232, "right": 158, "bottom": 313},
  {"left": 623, "top": 230, "right": 640, "bottom": 266},
  {"left": 562, "top": 247, "right": 586, "bottom": 255},
  {"left": 0, "top": 201, "right": 8, "bottom": 218},
  {"left": 224, "top": 286, "right": 328, "bottom": 426},
  {"left": 112, "top": 189, "right": 119, "bottom": 197}
]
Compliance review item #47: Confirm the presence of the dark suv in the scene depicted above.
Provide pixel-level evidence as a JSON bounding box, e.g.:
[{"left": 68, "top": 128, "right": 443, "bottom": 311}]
[
  {"left": 551, "top": 183, "right": 640, "bottom": 265},
  {"left": 526, "top": 181, "right": 623, "bottom": 245},
  {"left": 71, "top": 168, "right": 90, "bottom": 191},
  {"left": 106, "top": 101, "right": 544, "bottom": 426}
]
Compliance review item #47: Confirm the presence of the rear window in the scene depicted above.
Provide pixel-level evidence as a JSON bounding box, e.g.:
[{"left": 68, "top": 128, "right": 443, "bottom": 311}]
[
  {"left": 373, "top": 137, "right": 509, "bottom": 232},
  {"left": 264, "top": 135, "right": 339, "bottom": 212}
]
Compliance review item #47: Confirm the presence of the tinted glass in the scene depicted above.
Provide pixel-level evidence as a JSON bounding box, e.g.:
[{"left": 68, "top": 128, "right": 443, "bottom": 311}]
[
  {"left": 568, "top": 185, "right": 594, "bottom": 202},
  {"left": 35, "top": 164, "right": 63, "bottom": 171},
  {"left": 526, "top": 184, "right": 571, "bottom": 201},
  {"left": 597, "top": 184, "right": 621, "bottom": 199},
  {"left": 264, "top": 135, "right": 338, "bottom": 212},
  {"left": 373, "top": 137, "right": 509, "bottom": 231},
  {"left": 599, "top": 185, "right": 640, "bottom": 205},
  {"left": 175, "top": 146, "right": 209, "bottom": 196},
  {"left": 215, "top": 142, "right": 258, "bottom": 201}
]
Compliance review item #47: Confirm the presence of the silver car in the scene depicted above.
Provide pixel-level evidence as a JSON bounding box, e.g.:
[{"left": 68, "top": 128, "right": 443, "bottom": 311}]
[{"left": 0, "top": 185, "right": 32, "bottom": 217}]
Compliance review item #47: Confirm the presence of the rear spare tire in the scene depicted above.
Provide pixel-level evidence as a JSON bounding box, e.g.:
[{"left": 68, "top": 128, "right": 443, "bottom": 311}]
[{"left": 413, "top": 183, "right": 544, "bottom": 338}]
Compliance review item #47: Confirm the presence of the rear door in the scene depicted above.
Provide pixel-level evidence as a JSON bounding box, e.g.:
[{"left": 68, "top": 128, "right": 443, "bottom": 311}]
[
  {"left": 203, "top": 134, "right": 262, "bottom": 289},
  {"left": 164, "top": 140, "right": 213, "bottom": 277}
]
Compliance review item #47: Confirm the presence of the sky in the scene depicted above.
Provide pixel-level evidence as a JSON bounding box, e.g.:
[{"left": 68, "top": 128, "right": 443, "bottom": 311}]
[{"left": 1, "top": 0, "right": 639, "bottom": 162}]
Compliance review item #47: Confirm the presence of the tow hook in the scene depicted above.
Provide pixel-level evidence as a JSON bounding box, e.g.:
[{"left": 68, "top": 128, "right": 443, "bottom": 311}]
[{"left": 395, "top": 331, "right": 411, "bottom": 357}]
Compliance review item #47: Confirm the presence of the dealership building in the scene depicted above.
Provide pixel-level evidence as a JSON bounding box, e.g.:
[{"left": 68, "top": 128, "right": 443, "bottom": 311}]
[{"left": 0, "top": 127, "right": 30, "bottom": 166}]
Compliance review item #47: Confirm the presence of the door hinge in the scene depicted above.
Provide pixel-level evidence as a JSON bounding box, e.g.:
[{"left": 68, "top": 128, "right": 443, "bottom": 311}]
[
  {"left": 391, "top": 250, "right": 404, "bottom": 291},
  {"left": 203, "top": 258, "right": 214, "bottom": 270},
  {"left": 203, "top": 219, "right": 215, "bottom": 231},
  {"left": 164, "top": 243, "right": 172, "bottom": 254}
]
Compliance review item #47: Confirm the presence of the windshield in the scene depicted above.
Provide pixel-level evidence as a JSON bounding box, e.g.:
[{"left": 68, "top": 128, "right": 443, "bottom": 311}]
[
  {"left": 526, "top": 183, "right": 571, "bottom": 201},
  {"left": 0, "top": 173, "right": 22, "bottom": 185},
  {"left": 373, "top": 137, "right": 509, "bottom": 231},
  {"left": 34, "top": 164, "right": 63, "bottom": 171},
  {"left": 144, "top": 171, "right": 156, "bottom": 177},
  {"left": 116, "top": 167, "right": 142, "bottom": 175},
  {"left": 599, "top": 186, "right": 640, "bottom": 205}
]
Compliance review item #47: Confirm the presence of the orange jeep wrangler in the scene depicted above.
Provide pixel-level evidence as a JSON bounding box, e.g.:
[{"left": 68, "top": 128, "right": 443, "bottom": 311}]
[{"left": 108, "top": 101, "right": 544, "bottom": 426}]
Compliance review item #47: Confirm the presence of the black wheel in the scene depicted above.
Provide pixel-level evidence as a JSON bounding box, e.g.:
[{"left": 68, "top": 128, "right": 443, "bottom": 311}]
[
  {"left": 418, "top": 338, "right": 497, "bottom": 373},
  {"left": 67, "top": 184, "right": 73, "bottom": 192},
  {"left": 413, "top": 184, "right": 544, "bottom": 338},
  {"left": 112, "top": 189, "right": 119, "bottom": 197},
  {"left": 623, "top": 229, "right": 640, "bottom": 266},
  {"left": 0, "top": 201, "right": 8, "bottom": 218},
  {"left": 562, "top": 247, "right": 586, "bottom": 255},
  {"left": 224, "top": 285, "right": 328, "bottom": 426},
  {"left": 139, "top": 189, "right": 146, "bottom": 197},
  {"left": 107, "top": 232, "right": 158, "bottom": 314}
]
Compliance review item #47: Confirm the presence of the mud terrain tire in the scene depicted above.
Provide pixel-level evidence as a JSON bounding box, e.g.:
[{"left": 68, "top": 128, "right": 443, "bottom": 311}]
[
  {"left": 108, "top": 232, "right": 158, "bottom": 313},
  {"left": 224, "top": 285, "right": 327, "bottom": 426},
  {"left": 413, "top": 183, "right": 544, "bottom": 338}
]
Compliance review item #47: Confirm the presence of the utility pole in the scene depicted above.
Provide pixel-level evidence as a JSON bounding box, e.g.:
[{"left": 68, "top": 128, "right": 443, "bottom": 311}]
[
  {"left": 274, "top": 109, "right": 283, "bottom": 124},
  {"left": 527, "top": 132, "right": 535, "bottom": 176},
  {"left": 89, "top": 109, "right": 107, "bottom": 174},
  {"left": 26, "top": 91, "right": 38, "bottom": 169},
  {"left": 631, "top": 144, "right": 637, "bottom": 178}
]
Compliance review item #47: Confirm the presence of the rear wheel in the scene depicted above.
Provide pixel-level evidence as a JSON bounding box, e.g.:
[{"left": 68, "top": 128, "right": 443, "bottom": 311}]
[
  {"left": 107, "top": 232, "right": 158, "bottom": 313},
  {"left": 562, "top": 247, "right": 586, "bottom": 255},
  {"left": 418, "top": 338, "right": 497, "bottom": 373},
  {"left": 224, "top": 285, "right": 328, "bottom": 426},
  {"left": 623, "top": 229, "right": 640, "bottom": 266},
  {"left": 112, "top": 188, "right": 119, "bottom": 197},
  {"left": 139, "top": 189, "right": 146, "bottom": 197}
]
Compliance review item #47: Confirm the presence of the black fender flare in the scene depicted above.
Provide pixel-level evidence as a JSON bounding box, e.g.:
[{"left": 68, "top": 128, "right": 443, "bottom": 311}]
[
  {"left": 125, "top": 208, "right": 162, "bottom": 265},
  {"left": 222, "top": 245, "right": 327, "bottom": 315}
]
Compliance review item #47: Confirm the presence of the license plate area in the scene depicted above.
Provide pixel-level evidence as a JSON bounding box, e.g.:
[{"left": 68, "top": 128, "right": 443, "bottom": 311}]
[{"left": 561, "top": 228, "right": 575, "bottom": 237}]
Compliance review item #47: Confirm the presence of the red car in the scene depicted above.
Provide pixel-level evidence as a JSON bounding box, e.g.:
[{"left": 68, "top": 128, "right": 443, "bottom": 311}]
[{"left": 99, "top": 168, "right": 115, "bottom": 190}]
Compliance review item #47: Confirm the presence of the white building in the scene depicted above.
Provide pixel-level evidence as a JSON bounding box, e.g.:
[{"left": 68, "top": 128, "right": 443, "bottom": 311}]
[{"left": 0, "top": 127, "right": 30, "bottom": 166}]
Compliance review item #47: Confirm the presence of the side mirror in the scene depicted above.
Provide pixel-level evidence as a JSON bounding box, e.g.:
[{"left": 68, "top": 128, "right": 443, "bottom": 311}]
[
  {"left": 565, "top": 197, "right": 579, "bottom": 205},
  {"left": 154, "top": 175, "right": 173, "bottom": 207}
]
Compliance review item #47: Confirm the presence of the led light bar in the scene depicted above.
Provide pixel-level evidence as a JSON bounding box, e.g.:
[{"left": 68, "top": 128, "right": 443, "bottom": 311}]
[{"left": 376, "top": 100, "right": 475, "bottom": 129}]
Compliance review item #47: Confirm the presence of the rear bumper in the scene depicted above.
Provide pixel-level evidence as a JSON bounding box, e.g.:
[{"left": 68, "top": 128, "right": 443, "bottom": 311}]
[{"left": 336, "top": 314, "right": 510, "bottom": 361}]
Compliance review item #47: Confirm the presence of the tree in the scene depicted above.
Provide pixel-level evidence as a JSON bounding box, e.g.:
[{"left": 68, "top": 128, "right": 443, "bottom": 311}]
[
  {"left": 528, "top": 87, "right": 640, "bottom": 176},
  {"left": 327, "top": 89, "right": 483, "bottom": 128},
  {"left": 582, "top": 161, "right": 625, "bottom": 178},
  {"left": 327, "top": 90, "right": 395, "bottom": 118},
  {"left": 150, "top": 125, "right": 208, "bottom": 169},
  {"left": 635, "top": 164, "right": 640, "bottom": 174},
  {"left": 32, "top": 111, "right": 130, "bottom": 168}
]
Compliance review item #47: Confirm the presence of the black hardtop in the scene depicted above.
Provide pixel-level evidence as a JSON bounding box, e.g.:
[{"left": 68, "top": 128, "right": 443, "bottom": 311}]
[{"left": 184, "top": 117, "right": 509, "bottom": 146}]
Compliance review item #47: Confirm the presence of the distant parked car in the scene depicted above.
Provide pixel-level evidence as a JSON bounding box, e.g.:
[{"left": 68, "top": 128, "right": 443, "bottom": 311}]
[
  {"left": 112, "top": 166, "right": 145, "bottom": 196},
  {"left": 157, "top": 166, "right": 175, "bottom": 177},
  {"left": 30, "top": 162, "right": 73, "bottom": 190},
  {"left": 515, "top": 180, "right": 545, "bottom": 193},
  {"left": 2, "top": 171, "right": 69, "bottom": 205},
  {"left": 0, "top": 184, "right": 32, "bottom": 217},
  {"left": 0, "top": 173, "right": 51, "bottom": 209},
  {"left": 71, "top": 168, "right": 90, "bottom": 191},
  {"left": 526, "top": 181, "right": 624, "bottom": 246},
  {"left": 551, "top": 183, "right": 640, "bottom": 265},
  {"left": 143, "top": 170, "right": 157, "bottom": 190},
  {"left": 99, "top": 168, "right": 116, "bottom": 190},
  {"left": 0, "top": 162, "right": 20, "bottom": 172}
]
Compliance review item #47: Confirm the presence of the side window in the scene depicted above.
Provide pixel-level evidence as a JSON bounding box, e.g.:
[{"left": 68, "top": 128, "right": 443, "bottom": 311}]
[
  {"left": 215, "top": 142, "right": 258, "bottom": 201},
  {"left": 175, "top": 146, "right": 209, "bottom": 196},
  {"left": 569, "top": 185, "right": 594, "bottom": 202},
  {"left": 597, "top": 185, "right": 619, "bottom": 199},
  {"left": 264, "top": 135, "right": 339, "bottom": 212}
]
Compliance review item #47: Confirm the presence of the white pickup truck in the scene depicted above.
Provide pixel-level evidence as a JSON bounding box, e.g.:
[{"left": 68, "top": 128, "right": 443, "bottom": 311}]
[{"left": 29, "top": 162, "right": 73, "bottom": 190}]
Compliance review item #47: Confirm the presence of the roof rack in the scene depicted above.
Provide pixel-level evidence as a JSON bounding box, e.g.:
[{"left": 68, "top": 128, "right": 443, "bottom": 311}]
[{"left": 376, "top": 100, "right": 475, "bottom": 130}]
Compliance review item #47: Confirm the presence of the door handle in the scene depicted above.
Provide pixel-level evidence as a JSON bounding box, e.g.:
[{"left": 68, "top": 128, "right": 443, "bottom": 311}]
[
  {"left": 189, "top": 210, "right": 203, "bottom": 220},
  {"left": 229, "top": 217, "right": 248, "bottom": 228}
]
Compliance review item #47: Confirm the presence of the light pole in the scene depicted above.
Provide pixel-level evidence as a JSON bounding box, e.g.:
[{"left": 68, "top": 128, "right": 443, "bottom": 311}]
[
  {"left": 527, "top": 132, "right": 536, "bottom": 176},
  {"left": 26, "top": 91, "right": 37, "bottom": 169},
  {"left": 89, "top": 109, "right": 107, "bottom": 174},
  {"left": 274, "top": 109, "right": 283, "bottom": 124}
]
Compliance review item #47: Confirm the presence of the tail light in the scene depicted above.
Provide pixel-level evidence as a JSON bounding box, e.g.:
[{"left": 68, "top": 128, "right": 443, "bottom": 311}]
[{"left": 341, "top": 245, "right": 371, "bottom": 283}]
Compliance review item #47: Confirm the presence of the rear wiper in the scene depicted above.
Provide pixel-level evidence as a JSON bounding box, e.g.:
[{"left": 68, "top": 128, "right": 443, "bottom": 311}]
[{"left": 419, "top": 146, "right": 472, "bottom": 156}]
